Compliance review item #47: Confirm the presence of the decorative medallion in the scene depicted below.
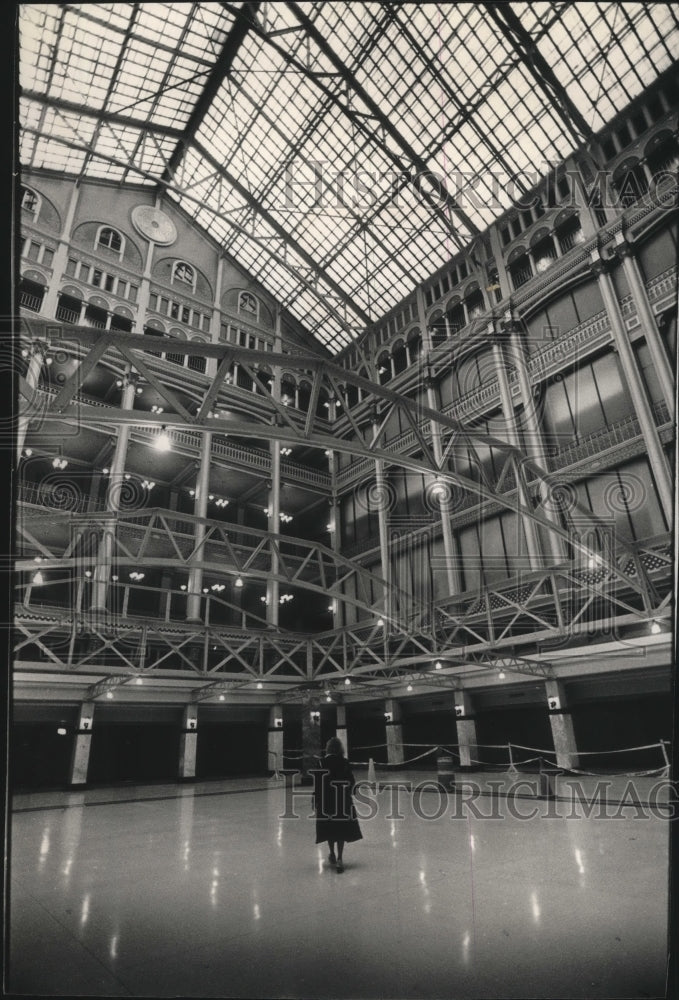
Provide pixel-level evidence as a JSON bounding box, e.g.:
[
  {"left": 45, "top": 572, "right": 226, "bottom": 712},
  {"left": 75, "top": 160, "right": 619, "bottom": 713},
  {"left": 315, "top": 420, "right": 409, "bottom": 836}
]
[{"left": 130, "top": 205, "right": 177, "bottom": 245}]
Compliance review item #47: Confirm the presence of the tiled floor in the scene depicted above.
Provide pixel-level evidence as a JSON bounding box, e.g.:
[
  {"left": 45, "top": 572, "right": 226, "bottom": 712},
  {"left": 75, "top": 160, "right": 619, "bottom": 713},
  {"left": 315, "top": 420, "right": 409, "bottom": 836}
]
[{"left": 8, "top": 775, "right": 670, "bottom": 998}]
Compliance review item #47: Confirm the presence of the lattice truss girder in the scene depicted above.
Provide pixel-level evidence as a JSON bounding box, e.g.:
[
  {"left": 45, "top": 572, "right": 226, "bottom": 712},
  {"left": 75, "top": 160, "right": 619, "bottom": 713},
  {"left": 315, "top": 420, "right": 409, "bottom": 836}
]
[
  {"left": 15, "top": 506, "right": 421, "bottom": 626},
  {"left": 14, "top": 605, "right": 558, "bottom": 686},
  {"left": 15, "top": 525, "right": 670, "bottom": 682},
  {"left": 16, "top": 326, "right": 673, "bottom": 695},
  {"left": 19, "top": 324, "right": 665, "bottom": 612}
]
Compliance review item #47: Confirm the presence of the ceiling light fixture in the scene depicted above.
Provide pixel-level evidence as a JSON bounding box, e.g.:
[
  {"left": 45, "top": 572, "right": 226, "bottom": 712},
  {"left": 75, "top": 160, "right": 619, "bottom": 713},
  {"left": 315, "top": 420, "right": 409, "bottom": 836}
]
[{"left": 154, "top": 426, "right": 172, "bottom": 452}]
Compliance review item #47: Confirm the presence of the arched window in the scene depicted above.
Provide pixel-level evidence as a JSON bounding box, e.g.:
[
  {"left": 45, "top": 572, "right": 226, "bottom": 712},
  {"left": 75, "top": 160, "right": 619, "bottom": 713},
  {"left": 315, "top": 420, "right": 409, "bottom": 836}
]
[
  {"left": 507, "top": 246, "right": 532, "bottom": 290},
  {"left": 464, "top": 285, "right": 486, "bottom": 319},
  {"left": 446, "top": 300, "right": 465, "bottom": 334},
  {"left": 377, "top": 351, "right": 391, "bottom": 385},
  {"left": 612, "top": 159, "right": 649, "bottom": 208},
  {"left": 173, "top": 261, "right": 195, "bottom": 288},
  {"left": 531, "top": 230, "right": 558, "bottom": 274},
  {"left": 392, "top": 340, "right": 408, "bottom": 375},
  {"left": 96, "top": 227, "right": 124, "bottom": 257},
  {"left": 406, "top": 327, "right": 422, "bottom": 364},
  {"left": 555, "top": 211, "right": 584, "bottom": 254},
  {"left": 430, "top": 310, "right": 447, "bottom": 346},
  {"left": 645, "top": 131, "right": 679, "bottom": 180},
  {"left": 238, "top": 291, "right": 259, "bottom": 320},
  {"left": 21, "top": 186, "right": 40, "bottom": 219}
]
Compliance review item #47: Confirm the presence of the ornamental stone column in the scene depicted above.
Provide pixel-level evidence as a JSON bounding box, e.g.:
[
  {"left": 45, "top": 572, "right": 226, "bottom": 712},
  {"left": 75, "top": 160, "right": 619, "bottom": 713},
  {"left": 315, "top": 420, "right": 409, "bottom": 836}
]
[
  {"left": 612, "top": 235, "right": 674, "bottom": 410},
  {"left": 490, "top": 326, "right": 542, "bottom": 571},
  {"left": 454, "top": 690, "right": 478, "bottom": 770},
  {"left": 502, "top": 318, "right": 565, "bottom": 565},
  {"left": 268, "top": 705, "right": 284, "bottom": 776},
  {"left": 590, "top": 253, "right": 673, "bottom": 522},
  {"left": 385, "top": 698, "right": 404, "bottom": 766},
  {"left": 545, "top": 680, "right": 579, "bottom": 770},
  {"left": 69, "top": 702, "right": 94, "bottom": 786},
  {"left": 179, "top": 704, "right": 198, "bottom": 780},
  {"left": 186, "top": 433, "right": 212, "bottom": 622}
]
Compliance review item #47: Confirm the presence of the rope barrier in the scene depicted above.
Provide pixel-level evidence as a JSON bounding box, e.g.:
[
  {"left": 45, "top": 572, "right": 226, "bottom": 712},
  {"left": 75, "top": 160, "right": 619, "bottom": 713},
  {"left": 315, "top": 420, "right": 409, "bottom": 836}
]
[{"left": 281, "top": 740, "right": 669, "bottom": 776}]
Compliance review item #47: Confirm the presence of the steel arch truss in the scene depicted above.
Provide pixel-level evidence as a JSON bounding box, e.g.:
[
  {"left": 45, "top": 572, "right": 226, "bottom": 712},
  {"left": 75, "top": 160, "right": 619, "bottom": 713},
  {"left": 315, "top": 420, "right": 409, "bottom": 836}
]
[
  {"left": 15, "top": 323, "right": 673, "bottom": 695},
  {"left": 15, "top": 506, "right": 427, "bottom": 628},
  {"left": 21, "top": 323, "right": 661, "bottom": 604}
]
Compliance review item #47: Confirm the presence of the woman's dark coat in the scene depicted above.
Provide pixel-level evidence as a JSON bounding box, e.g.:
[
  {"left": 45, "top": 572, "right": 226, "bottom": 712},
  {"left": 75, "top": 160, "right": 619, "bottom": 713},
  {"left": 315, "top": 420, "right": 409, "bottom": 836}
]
[{"left": 312, "top": 752, "right": 363, "bottom": 844}]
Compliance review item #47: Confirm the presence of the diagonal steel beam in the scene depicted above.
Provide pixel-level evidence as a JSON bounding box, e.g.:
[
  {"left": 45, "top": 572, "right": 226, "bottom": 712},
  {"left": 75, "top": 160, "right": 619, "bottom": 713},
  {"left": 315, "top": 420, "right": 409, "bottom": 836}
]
[
  {"left": 160, "top": 1, "right": 262, "bottom": 187},
  {"left": 384, "top": 2, "right": 531, "bottom": 199},
  {"left": 284, "top": 1, "right": 480, "bottom": 242},
  {"left": 190, "top": 139, "right": 372, "bottom": 326},
  {"left": 21, "top": 90, "right": 184, "bottom": 138},
  {"left": 222, "top": 1, "right": 471, "bottom": 249},
  {"left": 19, "top": 125, "right": 367, "bottom": 341},
  {"left": 483, "top": 2, "right": 594, "bottom": 146}
]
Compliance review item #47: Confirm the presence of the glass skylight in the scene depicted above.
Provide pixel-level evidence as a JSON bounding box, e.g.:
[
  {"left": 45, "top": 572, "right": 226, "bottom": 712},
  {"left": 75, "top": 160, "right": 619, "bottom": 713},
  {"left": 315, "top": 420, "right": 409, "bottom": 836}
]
[{"left": 18, "top": 2, "right": 679, "bottom": 353}]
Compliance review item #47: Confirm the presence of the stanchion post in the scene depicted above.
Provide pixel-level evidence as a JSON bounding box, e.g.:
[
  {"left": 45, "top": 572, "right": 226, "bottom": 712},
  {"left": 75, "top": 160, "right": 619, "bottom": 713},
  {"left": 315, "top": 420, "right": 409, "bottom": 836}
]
[{"left": 507, "top": 742, "right": 518, "bottom": 774}]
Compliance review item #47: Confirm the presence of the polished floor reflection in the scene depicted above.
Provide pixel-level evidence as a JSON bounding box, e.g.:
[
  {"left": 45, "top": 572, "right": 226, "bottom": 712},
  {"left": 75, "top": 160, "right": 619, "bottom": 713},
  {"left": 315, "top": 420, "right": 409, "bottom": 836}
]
[{"left": 9, "top": 775, "right": 669, "bottom": 998}]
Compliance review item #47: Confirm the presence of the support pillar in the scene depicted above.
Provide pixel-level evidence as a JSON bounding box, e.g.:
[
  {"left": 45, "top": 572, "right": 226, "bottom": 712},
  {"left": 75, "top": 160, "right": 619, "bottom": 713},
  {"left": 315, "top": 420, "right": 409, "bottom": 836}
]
[
  {"left": 266, "top": 456, "right": 281, "bottom": 624},
  {"left": 207, "top": 256, "right": 225, "bottom": 377},
  {"left": 41, "top": 181, "right": 80, "bottom": 319},
  {"left": 179, "top": 704, "right": 198, "bottom": 780},
  {"left": 373, "top": 441, "right": 391, "bottom": 619},
  {"left": 326, "top": 497, "right": 342, "bottom": 627},
  {"left": 425, "top": 374, "right": 463, "bottom": 595},
  {"left": 504, "top": 319, "right": 565, "bottom": 565},
  {"left": 267, "top": 309, "right": 283, "bottom": 623},
  {"left": 491, "top": 333, "right": 542, "bottom": 571},
  {"left": 385, "top": 698, "right": 404, "bottom": 765},
  {"left": 613, "top": 237, "right": 674, "bottom": 410},
  {"left": 268, "top": 704, "right": 284, "bottom": 776},
  {"left": 135, "top": 234, "right": 154, "bottom": 331},
  {"left": 301, "top": 701, "right": 322, "bottom": 784},
  {"left": 454, "top": 690, "right": 478, "bottom": 770},
  {"left": 591, "top": 255, "right": 673, "bottom": 522},
  {"left": 416, "top": 285, "right": 465, "bottom": 595},
  {"left": 335, "top": 703, "right": 348, "bottom": 757},
  {"left": 90, "top": 375, "right": 136, "bottom": 611},
  {"left": 69, "top": 702, "right": 94, "bottom": 786},
  {"left": 186, "top": 433, "right": 212, "bottom": 622},
  {"left": 545, "top": 680, "right": 579, "bottom": 770}
]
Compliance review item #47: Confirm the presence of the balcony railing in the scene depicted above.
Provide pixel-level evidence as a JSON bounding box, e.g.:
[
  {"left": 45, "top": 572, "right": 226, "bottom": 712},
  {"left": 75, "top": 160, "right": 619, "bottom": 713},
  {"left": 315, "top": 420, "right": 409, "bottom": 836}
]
[
  {"left": 510, "top": 264, "right": 532, "bottom": 289},
  {"left": 557, "top": 227, "right": 584, "bottom": 253},
  {"left": 17, "top": 481, "right": 107, "bottom": 514},
  {"left": 55, "top": 306, "right": 81, "bottom": 324},
  {"left": 19, "top": 291, "right": 43, "bottom": 312}
]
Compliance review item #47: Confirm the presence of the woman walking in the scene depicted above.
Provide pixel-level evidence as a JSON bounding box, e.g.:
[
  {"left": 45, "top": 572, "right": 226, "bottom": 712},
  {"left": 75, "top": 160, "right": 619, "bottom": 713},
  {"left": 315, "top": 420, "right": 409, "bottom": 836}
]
[{"left": 312, "top": 737, "right": 362, "bottom": 872}]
